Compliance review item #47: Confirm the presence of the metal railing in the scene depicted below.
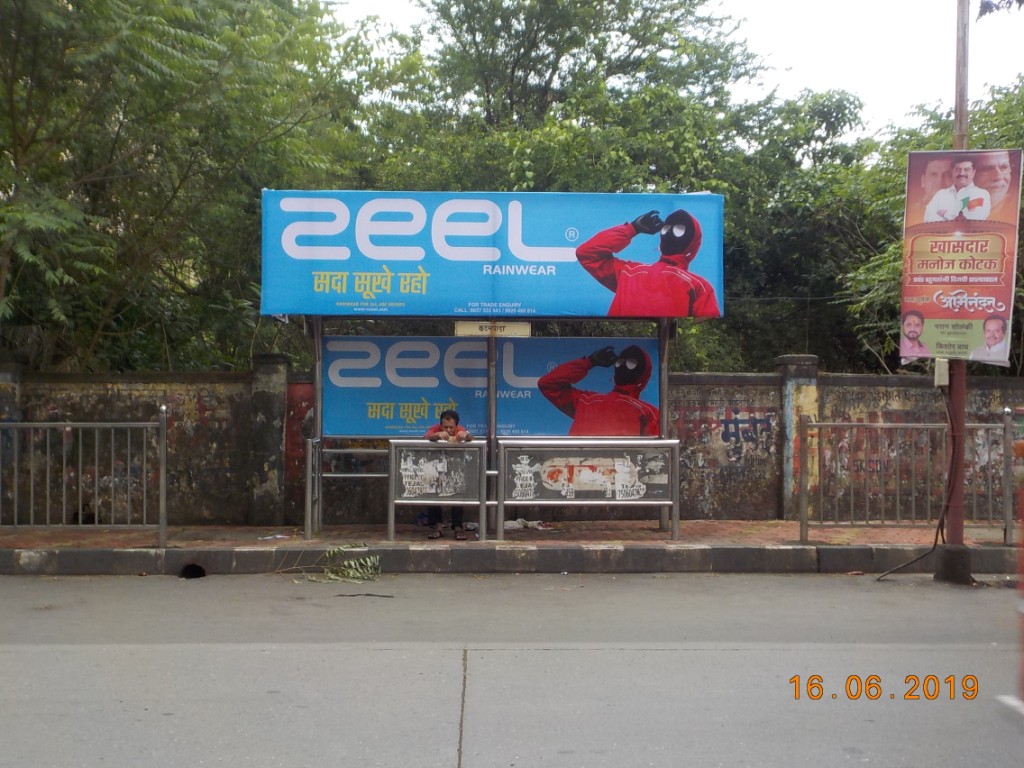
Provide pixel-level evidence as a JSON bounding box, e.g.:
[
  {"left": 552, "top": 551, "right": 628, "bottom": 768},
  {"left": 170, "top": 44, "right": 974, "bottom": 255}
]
[
  {"left": 496, "top": 438, "right": 681, "bottom": 540},
  {"left": 304, "top": 438, "right": 388, "bottom": 539},
  {"left": 0, "top": 407, "right": 168, "bottom": 546},
  {"left": 387, "top": 440, "right": 488, "bottom": 541},
  {"left": 305, "top": 437, "right": 680, "bottom": 540},
  {"left": 797, "top": 412, "right": 1014, "bottom": 545}
]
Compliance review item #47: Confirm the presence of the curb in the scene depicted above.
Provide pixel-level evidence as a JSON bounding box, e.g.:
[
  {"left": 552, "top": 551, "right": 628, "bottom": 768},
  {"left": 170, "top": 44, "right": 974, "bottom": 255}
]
[{"left": 0, "top": 543, "right": 1017, "bottom": 576}]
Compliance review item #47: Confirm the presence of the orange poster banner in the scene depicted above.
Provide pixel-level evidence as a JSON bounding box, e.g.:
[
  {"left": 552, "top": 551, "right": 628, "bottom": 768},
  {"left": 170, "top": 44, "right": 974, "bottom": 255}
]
[{"left": 901, "top": 150, "right": 1023, "bottom": 366}]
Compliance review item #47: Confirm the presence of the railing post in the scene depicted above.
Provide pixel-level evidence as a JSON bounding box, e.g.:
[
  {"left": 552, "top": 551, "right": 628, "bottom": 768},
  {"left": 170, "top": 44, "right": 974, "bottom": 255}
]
[
  {"left": 386, "top": 440, "right": 396, "bottom": 542},
  {"left": 799, "top": 415, "right": 809, "bottom": 544},
  {"left": 1004, "top": 408, "right": 1014, "bottom": 545},
  {"left": 158, "top": 405, "right": 167, "bottom": 548},
  {"left": 304, "top": 437, "right": 314, "bottom": 541}
]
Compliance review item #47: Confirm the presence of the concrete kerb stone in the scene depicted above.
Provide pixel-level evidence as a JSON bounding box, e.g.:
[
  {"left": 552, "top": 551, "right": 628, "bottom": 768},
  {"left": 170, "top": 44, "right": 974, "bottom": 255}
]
[
  {"left": 662, "top": 544, "right": 714, "bottom": 573},
  {"left": 966, "top": 545, "right": 1018, "bottom": 575},
  {"left": 869, "top": 545, "right": 937, "bottom": 575},
  {"left": 400, "top": 544, "right": 453, "bottom": 574},
  {"left": 709, "top": 546, "right": 816, "bottom": 573},
  {"left": 0, "top": 543, "right": 1017, "bottom": 576},
  {"left": 233, "top": 547, "right": 286, "bottom": 575},
  {"left": 817, "top": 546, "right": 875, "bottom": 574},
  {"left": 493, "top": 544, "right": 538, "bottom": 573},
  {"left": 6, "top": 549, "right": 60, "bottom": 575},
  {"left": 56, "top": 548, "right": 161, "bottom": 576}
]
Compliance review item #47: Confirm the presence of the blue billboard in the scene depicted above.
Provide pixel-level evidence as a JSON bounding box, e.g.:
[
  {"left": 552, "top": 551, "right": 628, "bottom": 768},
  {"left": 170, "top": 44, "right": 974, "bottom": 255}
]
[
  {"left": 322, "top": 336, "right": 660, "bottom": 438},
  {"left": 262, "top": 191, "right": 724, "bottom": 319}
]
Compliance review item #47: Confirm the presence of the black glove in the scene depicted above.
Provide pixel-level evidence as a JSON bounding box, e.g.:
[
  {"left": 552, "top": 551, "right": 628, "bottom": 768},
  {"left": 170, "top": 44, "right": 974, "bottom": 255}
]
[
  {"left": 631, "top": 210, "right": 663, "bottom": 235},
  {"left": 587, "top": 346, "right": 617, "bottom": 367}
]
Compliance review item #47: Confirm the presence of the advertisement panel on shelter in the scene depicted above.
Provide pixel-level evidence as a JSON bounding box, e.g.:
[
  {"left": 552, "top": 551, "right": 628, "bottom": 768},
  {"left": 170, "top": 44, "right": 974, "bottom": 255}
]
[
  {"left": 262, "top": 191, "right": 723, "bottom": 319},
  {"left": 500, "top": 443, "right": 674, "bottom": 503},
  {"left": 322, "top": 336, "right": 660, "bottom": 438},
  {"left": 900, "top": 149, "right": 1022, "bottom": 366}
]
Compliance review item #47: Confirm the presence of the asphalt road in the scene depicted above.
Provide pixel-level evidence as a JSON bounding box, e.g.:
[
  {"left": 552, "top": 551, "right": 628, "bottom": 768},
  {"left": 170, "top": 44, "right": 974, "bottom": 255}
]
[{"left": 0, "top": 573, "right": 1021, "bottom": 767}]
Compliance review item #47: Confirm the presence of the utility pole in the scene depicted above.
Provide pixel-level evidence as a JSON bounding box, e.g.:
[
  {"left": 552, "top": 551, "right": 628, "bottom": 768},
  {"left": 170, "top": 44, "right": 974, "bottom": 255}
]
[{"left": 934, "top": 0, "right": 973, "bottom": 584}]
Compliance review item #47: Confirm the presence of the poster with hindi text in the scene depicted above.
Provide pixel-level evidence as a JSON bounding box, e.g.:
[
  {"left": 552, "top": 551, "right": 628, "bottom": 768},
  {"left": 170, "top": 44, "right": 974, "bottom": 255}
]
[
  {"left": 261, "top": 190, "right": 724, "bottom": 319},
  {"left": 900, "top": 149, "right": 1022, "bottom": 367}
]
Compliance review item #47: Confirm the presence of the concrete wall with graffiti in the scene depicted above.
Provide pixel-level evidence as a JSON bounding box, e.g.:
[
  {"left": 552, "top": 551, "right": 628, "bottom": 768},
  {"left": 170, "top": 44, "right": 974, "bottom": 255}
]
[
  {"left": 3, "top": 356, "right": 290, "bottom": 526},
  {"left": 15, "top": 375, "right": 256, "bottom": 526},
  {"left": 668, "top": 373, "right": 782, "bottom": 520},
  {"left": 810, "top": 373, "right": 1023, "bottom": 524},
  {"left": 3, "top": 355, "right": 1022, "bottom": 526}
]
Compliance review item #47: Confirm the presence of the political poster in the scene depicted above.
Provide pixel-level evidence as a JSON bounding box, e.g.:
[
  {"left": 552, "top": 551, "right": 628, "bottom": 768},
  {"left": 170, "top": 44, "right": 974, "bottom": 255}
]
[
  {"left": 900, "top": 149, "right": 1022, "bottom": 366},
  {"left": 321, "top": 336, "right": 660, "bottom": 438},
  {"left": 262, "top": 191, "right": 723, "bottom": 319}
]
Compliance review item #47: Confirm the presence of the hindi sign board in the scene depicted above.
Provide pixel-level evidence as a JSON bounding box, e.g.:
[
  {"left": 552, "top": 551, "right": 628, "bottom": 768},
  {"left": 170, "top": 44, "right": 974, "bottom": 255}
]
[
  {"left": 901, "top": 149, "right": 1022, "bottom": 366},
  {"left": 262, "top": 190, "right": 723, "bottom": 319},
  {"left": 322, "top": 336, "right": 660, "bottom": 438}
]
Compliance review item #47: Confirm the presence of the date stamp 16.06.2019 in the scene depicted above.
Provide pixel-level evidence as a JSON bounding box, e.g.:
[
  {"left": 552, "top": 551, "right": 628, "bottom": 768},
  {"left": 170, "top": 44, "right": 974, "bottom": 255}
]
[{"left": 789, "top": 674, "right": 978, "bottom": 701}]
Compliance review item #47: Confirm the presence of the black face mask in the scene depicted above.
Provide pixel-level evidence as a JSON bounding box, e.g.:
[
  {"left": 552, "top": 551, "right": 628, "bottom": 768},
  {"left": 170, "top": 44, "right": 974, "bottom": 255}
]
[
  {"left": 614, "top": 345, "right": 647, "bottom": 386},
  {"left": 660, "top": 209, "right": 697, "bottom": 256}
]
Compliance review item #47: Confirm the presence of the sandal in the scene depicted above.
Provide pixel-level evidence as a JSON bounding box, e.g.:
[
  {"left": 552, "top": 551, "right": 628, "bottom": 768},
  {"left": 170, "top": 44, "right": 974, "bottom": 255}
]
[
  {"left": 428, "top": 528, "right": 444, "bottom": 539},
  {"left": 454, "top": 529, "right": 467, "bottom": 541}
]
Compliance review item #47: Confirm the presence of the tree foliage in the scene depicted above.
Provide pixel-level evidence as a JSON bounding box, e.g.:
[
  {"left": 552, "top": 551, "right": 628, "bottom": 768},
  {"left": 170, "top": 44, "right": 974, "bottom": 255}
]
[
  {"left": 0, "top": 0, "right": 378, "bottom": 371},
  {"left": 422, "top": 0, "right": 755, "bottom": 128},
  {"left": 979, "top": 0, "right": 1024, "bottom": 16},
  {"left": 2, "top": 0, "right": 1021, "bottom": 375}
]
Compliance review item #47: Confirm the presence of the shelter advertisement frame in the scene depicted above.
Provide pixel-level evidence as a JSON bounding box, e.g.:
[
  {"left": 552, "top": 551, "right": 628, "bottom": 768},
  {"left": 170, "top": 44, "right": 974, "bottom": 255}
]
[
  {"left": 261, "top": 190, "right": 724, "bottom": 319},
  {"left": 387, "top": 440, "right": 487, "bottom": 541},
  {"left": 496, "top": 438, "right": 680, "bottom": 541},
  {"left": 321, "top": 335, "right": 660, "bottom": 438}
]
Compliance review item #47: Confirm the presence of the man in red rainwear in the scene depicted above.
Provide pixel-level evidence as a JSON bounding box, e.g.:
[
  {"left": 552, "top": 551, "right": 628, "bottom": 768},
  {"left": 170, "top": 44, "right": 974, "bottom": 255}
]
[
  {"left": 538, "top": 345, "right": 659, "bottom": 436},
  {"left": 576, "top": 209, "right": 720, "bottom": 318}
]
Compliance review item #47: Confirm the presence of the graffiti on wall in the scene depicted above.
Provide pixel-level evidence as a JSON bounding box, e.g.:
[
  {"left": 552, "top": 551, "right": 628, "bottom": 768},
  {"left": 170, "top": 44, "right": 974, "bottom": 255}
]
[
  {"left": 809, "top": 383, "right": 1014, "bottom": 522},
  {"left": 21, "top": 382, "right": 250, "bottom": 524},
  {"left": 670, "top": 391, "right": 780, "bottom": 520}
]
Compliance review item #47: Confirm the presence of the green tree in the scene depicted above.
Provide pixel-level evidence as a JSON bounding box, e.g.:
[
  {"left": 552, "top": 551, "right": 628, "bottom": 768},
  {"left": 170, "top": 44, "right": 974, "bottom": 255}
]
[
  {"left": 979, "top": 0, "right": 1024, "bottom": 16},
  {"left": 0, "top": 0, "right": 379, "bottom": 371},
  {"left": 422, "top": 0, "right": 756, "bottom": 129}
]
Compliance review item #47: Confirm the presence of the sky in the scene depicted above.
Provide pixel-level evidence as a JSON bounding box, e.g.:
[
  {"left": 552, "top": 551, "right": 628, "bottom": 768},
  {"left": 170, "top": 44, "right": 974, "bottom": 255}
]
[{"left": 334, "top": 0, "right": 1024, "bottom": 136}]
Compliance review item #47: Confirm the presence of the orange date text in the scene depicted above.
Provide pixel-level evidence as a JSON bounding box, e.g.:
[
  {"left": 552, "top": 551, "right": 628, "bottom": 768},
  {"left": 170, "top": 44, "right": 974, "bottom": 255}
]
[{"left": 788, "top": 674, "right": 978, "bottom": 701}]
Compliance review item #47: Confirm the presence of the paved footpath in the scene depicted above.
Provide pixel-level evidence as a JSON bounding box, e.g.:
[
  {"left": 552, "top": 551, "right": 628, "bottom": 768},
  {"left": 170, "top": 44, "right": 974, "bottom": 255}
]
[{"left": 1, "top": 519, "right": 1020, "bottom": 575}]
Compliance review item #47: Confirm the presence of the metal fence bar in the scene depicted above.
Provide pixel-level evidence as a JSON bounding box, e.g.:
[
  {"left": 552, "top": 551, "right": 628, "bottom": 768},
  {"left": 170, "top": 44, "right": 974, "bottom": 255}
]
[
  {"left": 93, "top": 429, "right": 100, "bottom": 526},
  {"left": 814, "top": 422, "right": 824, "bottom": 523},
  {"left": 1004, "top": 409, "right": 1015, "bottom": 546},
  {"left": 877, "top": 425, "right": 887, "bottom": 524},
  {"left": 108, "top": 427, "right": 115, "bottom": 525},
  {"left": 894, "top": 426, "right": 902, "bottom": 524},
  {"left": 45, "top": 428, "right": 52, "bottom": 525},
  {"left": 799, "top": 415, "right": 809, "bottom": 543},
  {"left": 13, "top": 431, "right": 20, "bottom": 524},
  {"left": 159, "top": 406, "right": 167, "bottom": 546},
  {"left": 847, "top": 426, "right": 855, "bottom": 523},
  {"left": 141, "top": 426, "right": 148, "bottom": 526},
  {"left": 126, "top": 428, "right": 132, "bottom": 525},
  {"left": 0, "top": 416, "right": 167, "bottom": 538},
  {"left": 61, "top": 427, "right": 69, "bottom": 525},
  {"left": 800, "top": 420, "right": 1009, "bottom": 532},
  {"left": 76, "top": 428, "right": 83, "bottom": 525}
]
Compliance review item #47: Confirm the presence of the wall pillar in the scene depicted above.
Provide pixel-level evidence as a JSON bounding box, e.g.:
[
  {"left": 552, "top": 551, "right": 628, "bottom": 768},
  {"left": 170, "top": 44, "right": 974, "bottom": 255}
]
[
  {"left": 250, "top": 353, "right": 290, "bottom": 525},
  {"left": 775, "top": 355, "right": 819, "bottom": 520}
]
